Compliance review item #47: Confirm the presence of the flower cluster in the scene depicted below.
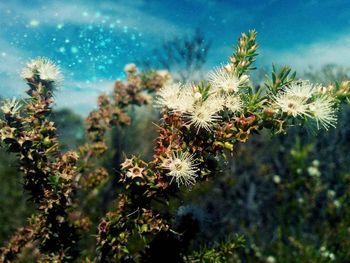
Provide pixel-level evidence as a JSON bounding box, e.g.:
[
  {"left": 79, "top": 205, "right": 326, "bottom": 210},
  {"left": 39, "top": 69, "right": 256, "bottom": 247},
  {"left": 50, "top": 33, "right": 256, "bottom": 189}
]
[
  {"left": 1, "top": 30, "right": 350, "bottom": 263},
  {"left": 156, "top": 70, "right": 246, "bottom": 133},
  {"left": 272, "top": 81, "right": 338, "bottom": 130},
  {"left": 21, "top": 57, "right": 63, "bottom": 85},
  {"left": 0, "top": 58, "right": 83, "bottom": 261}
]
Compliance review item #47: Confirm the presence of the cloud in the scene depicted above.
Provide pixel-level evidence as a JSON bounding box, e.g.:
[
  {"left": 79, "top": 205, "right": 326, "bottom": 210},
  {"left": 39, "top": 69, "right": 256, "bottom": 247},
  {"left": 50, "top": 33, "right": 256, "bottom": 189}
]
[
  {"left": 0, "top": 0, "right": 190, "bottom": 115},
  {"left": 0, "top": 0, "right": 184, "bottom": 39},
  {"left": 0, "top": 40, "right": 27, "bottom": 75},
  {"left": 2, "top": 0, "right": 350, "bottom": 115},
  {"left": 0, "top": 39, "right": 29, "bottom": 97},
  {"left": 260, "top": 32, "right": 350, "bottom": 73},
  {"left": 0, "top": 37, "right": 113, "bottom": 115}
]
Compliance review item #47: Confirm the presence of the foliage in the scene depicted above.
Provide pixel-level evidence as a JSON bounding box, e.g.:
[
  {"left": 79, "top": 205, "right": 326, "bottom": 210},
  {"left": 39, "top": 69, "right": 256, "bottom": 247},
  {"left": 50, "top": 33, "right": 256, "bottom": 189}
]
[{"left": 0, "top": 30, "right": 350, "bottom": 263}]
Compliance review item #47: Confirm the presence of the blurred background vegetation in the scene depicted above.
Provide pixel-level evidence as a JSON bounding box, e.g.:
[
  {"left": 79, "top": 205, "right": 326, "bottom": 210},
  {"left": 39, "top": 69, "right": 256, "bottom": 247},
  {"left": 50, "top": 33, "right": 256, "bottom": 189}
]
[{"left": 1, "top": 31, "right": 350, "bottom": 261}]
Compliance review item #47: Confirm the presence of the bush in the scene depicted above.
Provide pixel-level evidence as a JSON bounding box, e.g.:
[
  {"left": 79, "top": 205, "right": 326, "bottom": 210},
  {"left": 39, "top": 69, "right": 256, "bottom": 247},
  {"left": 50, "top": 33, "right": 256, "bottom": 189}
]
[{"left": 0, "top": 31, "right": 349, "bottom": 262}]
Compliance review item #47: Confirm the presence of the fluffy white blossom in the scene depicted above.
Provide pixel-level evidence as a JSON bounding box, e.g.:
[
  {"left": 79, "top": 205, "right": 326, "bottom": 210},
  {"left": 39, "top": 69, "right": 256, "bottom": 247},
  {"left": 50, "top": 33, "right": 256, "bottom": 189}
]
[
  {"left": 203, "top": 93, "right": 226, "bottom": 112},
  {"left": 224, "top": 94, "right": 243, "bottom": 113},
  {"left": 156, "top": 82, "right": 225, "bottom": 132},
  {"left": 308, "top": 95, "right": 337, "bottom": 130},
  {"left": 155, "top": 82, "right": 182, "bottom": 109},
  {"left": 286, "top": 81, "right": 316, "bottom": 100},
  {"left": 20, "top": 67, "right": 35, "bottom": 79},
  {"left": 186, "top": 102, "right": 222, "bottom": 132},
  {"left": 21, "top": 58, "right": 63, "bottom": 84},
  {"left": 157, "top": 69, "right": 171, "bottom": 81},
  {"left": 184, "top": 92, "right": 224, "bottom": 132},
  {"left": 273, "top": 175, "right": 281, "bottom": 184},
  {"left": 273, "top": 81, "right": 338, "bottom": 130},
  {"left": 1, "top": 98, "right": 21, "bottom": 115},
  {"left": 37, "top": 61, "right": 62, "bottom": 82},
  {"left": 124, "top": 63, "right": 137, "bottom": 73},
  {"left": 266, "top": 256, "right": 276, "bottom": 263},
  {"left": 162, "top": 151, "right": 199, "bottom": 187},
  {"left": 273, "top": 92, "right": 310, "bottom": 118},
  {"left": 208, "top": 67, "right": 241, "bottom": 93},
  {"left": 307, "top": 166, "right": 321, "bottom": 177},
  {"left": 175, "top": 83, "right": 198, "bottom": 113},
  {"left": 273, "top": 81, "right": 318, "bottom": 117}
]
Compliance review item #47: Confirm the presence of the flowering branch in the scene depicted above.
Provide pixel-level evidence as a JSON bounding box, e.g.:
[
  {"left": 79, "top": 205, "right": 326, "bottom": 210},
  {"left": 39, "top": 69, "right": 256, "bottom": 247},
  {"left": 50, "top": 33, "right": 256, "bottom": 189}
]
[
  {"left": 94, "top": 30, "right": 350, "bottom": 262},
  {"left": 1, "top": 30, "right": 350, "bottom": 262},
  {"left": 0, "top": 59, "right": 82, "bottom": 261}
]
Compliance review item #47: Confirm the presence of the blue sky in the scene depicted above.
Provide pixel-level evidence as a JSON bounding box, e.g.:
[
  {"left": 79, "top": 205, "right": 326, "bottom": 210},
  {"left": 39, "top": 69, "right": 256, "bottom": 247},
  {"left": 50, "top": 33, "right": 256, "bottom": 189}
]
[{"left": 1, "top": 0, "right": 350, "bottom": 115}]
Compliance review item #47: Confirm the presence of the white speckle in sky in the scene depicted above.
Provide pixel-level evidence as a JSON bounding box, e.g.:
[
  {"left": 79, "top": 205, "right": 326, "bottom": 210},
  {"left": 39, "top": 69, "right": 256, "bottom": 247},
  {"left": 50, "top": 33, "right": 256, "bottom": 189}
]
[
  {"left": 71, "top": 46, "right": 78, "bottom": 53},
  {"left": 29, "top": 19, "right": 40, "bottom": 27}
]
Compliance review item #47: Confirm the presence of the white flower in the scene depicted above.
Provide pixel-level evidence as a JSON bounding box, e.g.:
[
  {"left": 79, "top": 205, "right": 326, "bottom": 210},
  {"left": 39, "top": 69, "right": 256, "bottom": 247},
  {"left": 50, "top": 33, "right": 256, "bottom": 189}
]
[
  {"left": 156, "top": 82, "right": 223, "bottom": 114},
  {"left": 157, "top": 69, "right": 171, "bottom": 80},
  {"left": 37, "top": 60, "right": 62, "bottom": 82},
  {"left": 273, "top": 92, "right": 310, "bottom": 118},
  {"left": 186, "top": 98, "right": 222, "bottom": 132},
  {"left": 20, "top": 67, "right": 35, "bottom": 79},
  {"left": 155, "top": 81, "right": 226, "bottom": 132},
  {"left": 273, "top": 81, "right": 318, "bottom": 118},
  {"left": 207, "top": 94, "right": 226, "bottom": 112},
  {"left": 334, "top": 200, "right": 341, "bottom": 208},
  {"left": 175, "top": 83, "right": 197, "bottom": 113},
  {"left": 297, "top": 197, "right": 304, "bottom": 204},
  {"left": 266, "top": 256, "right": 276, "bottom": 263},
  {"left": 224, "top": 94, "right": 243, "bottom": 113},
  {"left": 156, "top": 82, "right": 200, "bottom": 113},
  {"left": 27, "top": 58, "right": 44, "bottom": 70},
  {"left": 308, "top": 95, "right": 337, "bottom": 130},
  {"left": 320, "top": 246, "right": 336, "bottom": 261},
  {"left": 21, "top": 58, "right": 63, "bottom": 83},
  {"left": 273, "top": 175, "right": 281, "bottom": 184},
  {"left": 193, "top": 91, "right": 202, "bottom": 100},
  {"left": 1, "top": 98, "right": 21, "bottom": 115},
  {"left": 286, "top": 81, "right": 316, "bottom": 100},
  {"left": 307, "top": 166, "right": 321, "bottom": 177},
  {"left": 162, "top": 151, "right": 199, "bottom": 187},
  {"left": 273, "top": 81, "right": 338, "bottom": 130},
  {"left": 208, "top": 67, "right": 241, "bottom": 93},
  {"left": 327, "top": 190, "right": 336, "bottom": 198},
  {"left": 155, "top": 82, "right": 182, "bottom": 109},
  {"left": 124, "top": 63, "right": 137, "bottom": 73},
  {"left": 312, "top": 159, "right": 320, "bottom": 167}
]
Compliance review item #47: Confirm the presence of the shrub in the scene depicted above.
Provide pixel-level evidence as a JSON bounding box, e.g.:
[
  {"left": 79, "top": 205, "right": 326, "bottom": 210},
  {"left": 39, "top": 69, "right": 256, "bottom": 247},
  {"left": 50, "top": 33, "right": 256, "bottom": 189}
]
[{"left": 0, "top": 31, "right": 349, "bottom": 262}]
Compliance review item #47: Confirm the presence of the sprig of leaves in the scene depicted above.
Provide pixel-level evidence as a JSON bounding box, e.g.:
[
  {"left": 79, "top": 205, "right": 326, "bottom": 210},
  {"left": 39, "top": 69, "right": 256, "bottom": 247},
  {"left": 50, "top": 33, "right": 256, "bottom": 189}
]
[
  {"left": 230, "top": 30, "right": 258, "bottom": 76},
  {"left": 265, "top": 65, "right": 296, "bottom": 94}
]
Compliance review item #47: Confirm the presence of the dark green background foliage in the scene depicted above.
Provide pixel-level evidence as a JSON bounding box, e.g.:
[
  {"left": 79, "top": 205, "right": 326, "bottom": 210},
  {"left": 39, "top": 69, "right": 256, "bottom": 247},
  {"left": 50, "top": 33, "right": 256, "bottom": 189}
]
[
  {"left": 1, "top": 65, "right": 350, "bottom": 262},
  {"left": 0, "top": 148, "right": 34, "bottom": 242},
  {"left": 0, "top": 107, "right": 84, "bottom": 243}
]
